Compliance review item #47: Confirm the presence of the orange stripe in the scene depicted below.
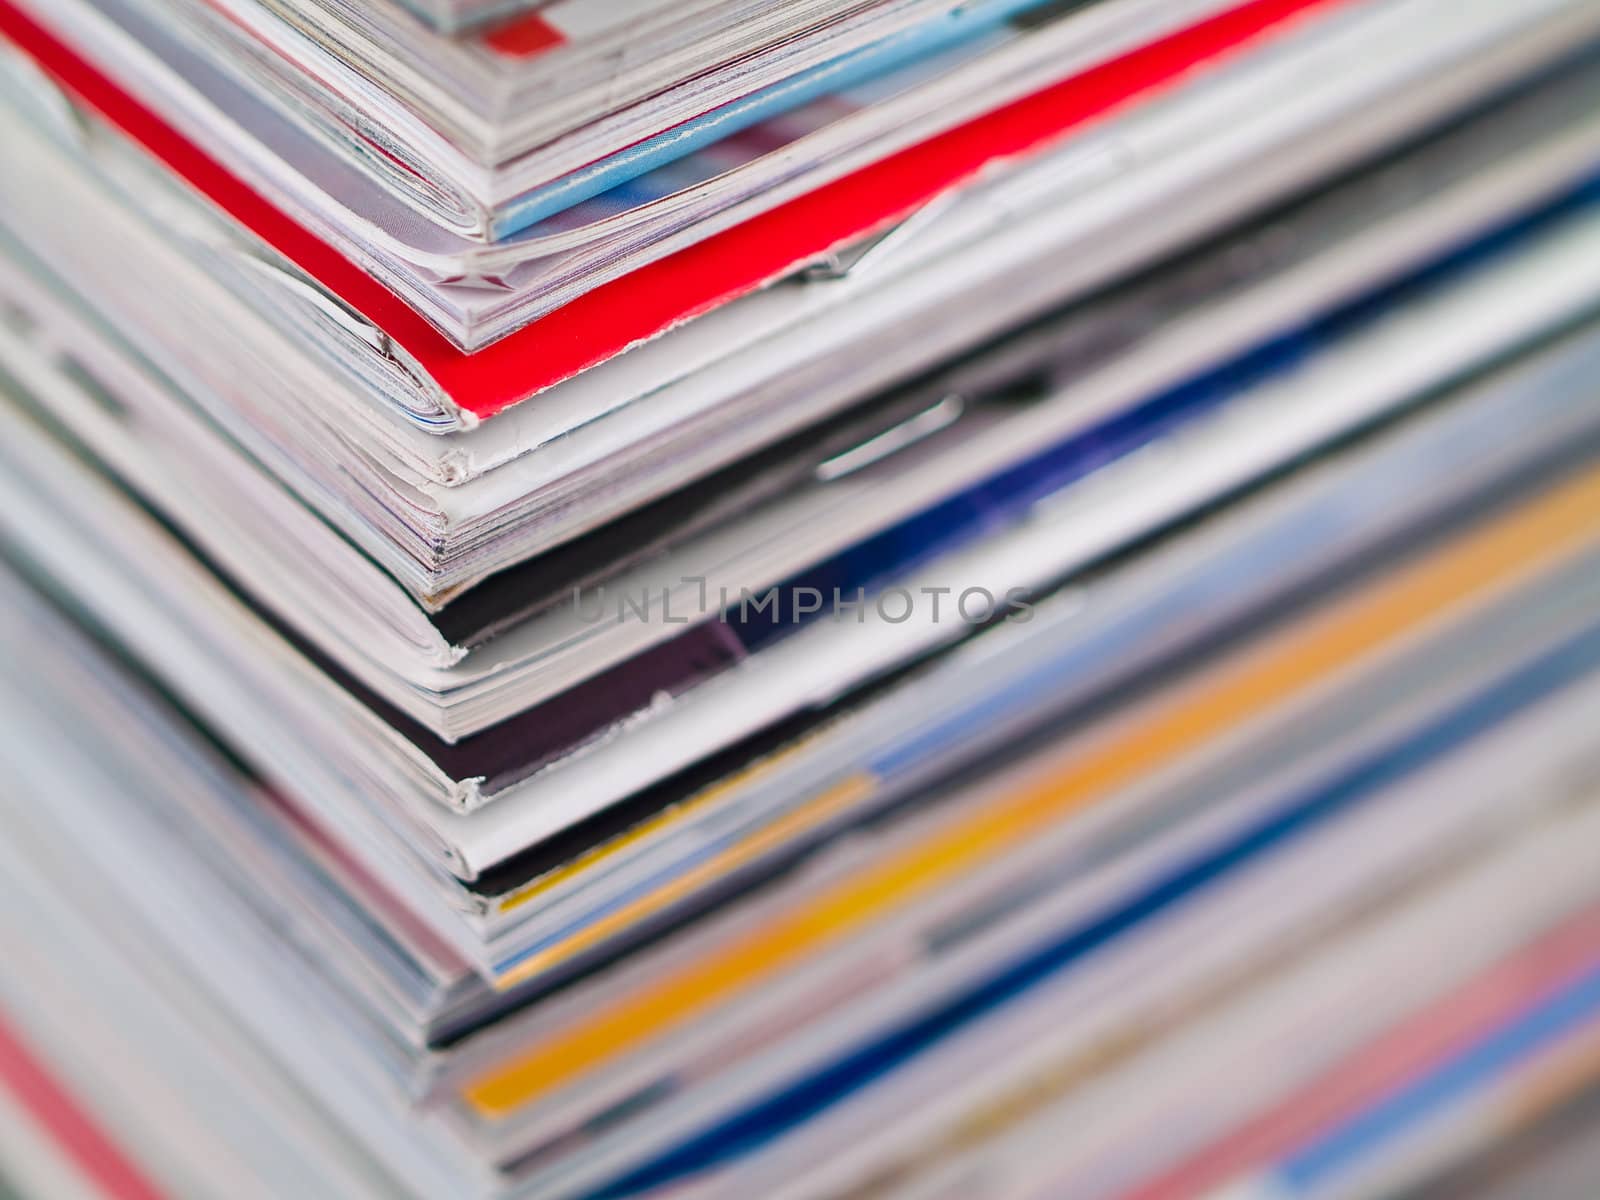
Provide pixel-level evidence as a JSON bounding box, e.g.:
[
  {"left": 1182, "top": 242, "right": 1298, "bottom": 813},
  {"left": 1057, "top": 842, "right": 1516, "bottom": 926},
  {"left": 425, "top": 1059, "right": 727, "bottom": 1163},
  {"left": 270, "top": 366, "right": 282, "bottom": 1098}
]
[
  {"left": 496, "top": 777, "right": 875, "bottom": 988},
  {"left": 463, "top": 463, "right": 1600, "bottom": 1117},
  {"left": 496, "top": 732, "right": 831, "bottom": 918}
]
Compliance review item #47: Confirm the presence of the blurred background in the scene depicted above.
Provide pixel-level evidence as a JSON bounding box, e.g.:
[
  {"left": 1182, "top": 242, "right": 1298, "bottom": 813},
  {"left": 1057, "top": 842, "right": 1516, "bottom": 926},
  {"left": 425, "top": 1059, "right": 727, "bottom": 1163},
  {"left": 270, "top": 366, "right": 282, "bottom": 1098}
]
[{"left": 1, "top": 0, "right": 1599, "bottom": 1196}]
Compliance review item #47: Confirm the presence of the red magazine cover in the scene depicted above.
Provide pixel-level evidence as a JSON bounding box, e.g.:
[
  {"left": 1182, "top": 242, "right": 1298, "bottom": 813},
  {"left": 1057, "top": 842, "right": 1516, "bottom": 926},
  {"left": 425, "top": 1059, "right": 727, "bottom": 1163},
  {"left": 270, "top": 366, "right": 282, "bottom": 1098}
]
[{"left": 0, "top": 0, "right": 1353, "bottom": 419}]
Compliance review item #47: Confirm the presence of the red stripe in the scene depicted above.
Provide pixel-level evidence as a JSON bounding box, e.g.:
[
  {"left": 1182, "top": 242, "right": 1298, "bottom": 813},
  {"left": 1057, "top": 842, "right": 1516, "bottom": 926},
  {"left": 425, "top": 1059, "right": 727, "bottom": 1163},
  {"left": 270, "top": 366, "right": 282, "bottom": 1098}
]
[
  {"left": 1122, "top": 904, "right": 1600, "bottom": 1200},
  {"left": 0, "top": 0, "right": 1354, "bottom": 419},
  {"left": 0, "top": 1010, "right": 167, "bottom": 1200},
  {"left": 256, "top": 784, "right": 469, "bottom": 972}
]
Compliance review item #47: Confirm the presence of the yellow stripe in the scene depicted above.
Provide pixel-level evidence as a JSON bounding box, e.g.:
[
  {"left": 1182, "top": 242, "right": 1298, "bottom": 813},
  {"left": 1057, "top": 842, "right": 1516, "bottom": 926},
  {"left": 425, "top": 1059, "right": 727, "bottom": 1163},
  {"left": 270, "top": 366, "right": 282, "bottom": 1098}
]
[
  {"left": 463, "top": 463, "right": 1600, "bottom": 1118},
  {"left": 495, "top": 775, "right": 876, "bottom": 988},
  {"left": 496, "top": 730, "right": 833, "bottom": 917}
]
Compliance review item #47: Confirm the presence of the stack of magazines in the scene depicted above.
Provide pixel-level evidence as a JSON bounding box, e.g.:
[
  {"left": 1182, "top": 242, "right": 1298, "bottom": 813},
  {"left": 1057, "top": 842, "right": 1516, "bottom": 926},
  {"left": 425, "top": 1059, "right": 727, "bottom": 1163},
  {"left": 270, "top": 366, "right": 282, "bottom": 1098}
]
[{"left": 3, "top": 0, "right": 1600, "bottom": 1196}]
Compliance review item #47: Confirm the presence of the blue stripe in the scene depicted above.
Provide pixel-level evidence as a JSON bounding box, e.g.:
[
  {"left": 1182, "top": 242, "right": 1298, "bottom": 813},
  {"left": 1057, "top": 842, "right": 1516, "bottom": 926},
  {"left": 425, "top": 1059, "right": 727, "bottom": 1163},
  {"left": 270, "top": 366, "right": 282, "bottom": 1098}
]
[
  {"left": 729, "top": 171, "right": 1600, "bottom": 655},
  {"left": 593, "top": 619, "right": 1600, "bottom": 1195},
  {"left": 493, "top": 834, "right": 732, "bottom": 973},
  {"left": 491, "top": 0, "right": 1057, "bottom": 237},
  {"left": 1282, "top": 958, "right": 1600, "bottom": 1190},
  {"left": 493, "top": 169, "right": 1600, "bottom": 985}
]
